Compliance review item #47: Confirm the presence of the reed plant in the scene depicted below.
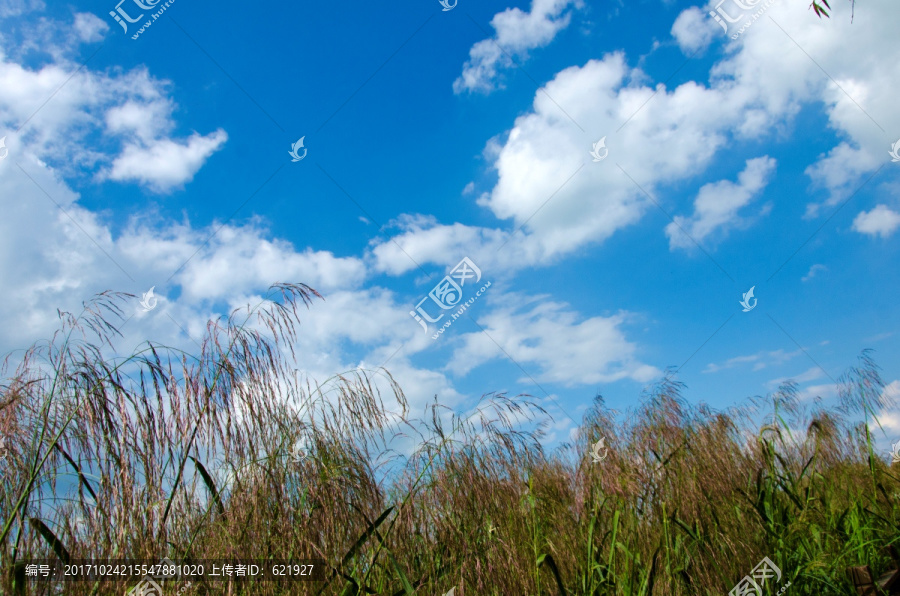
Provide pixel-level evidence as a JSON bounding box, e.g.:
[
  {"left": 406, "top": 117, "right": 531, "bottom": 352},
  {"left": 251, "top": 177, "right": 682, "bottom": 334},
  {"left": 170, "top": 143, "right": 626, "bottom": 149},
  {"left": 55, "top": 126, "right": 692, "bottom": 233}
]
[{"left": 0, "top": 285, "right": 897, "bottom": 595}]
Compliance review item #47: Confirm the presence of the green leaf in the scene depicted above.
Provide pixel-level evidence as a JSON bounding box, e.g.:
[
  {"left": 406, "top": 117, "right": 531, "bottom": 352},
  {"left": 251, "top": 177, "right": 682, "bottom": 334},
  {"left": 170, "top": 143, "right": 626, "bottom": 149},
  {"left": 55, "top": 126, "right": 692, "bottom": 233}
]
[
  {"left": 30, "top": 518, "right": 70, "bottom": 564},
  {"left": 342, "top": 506, "right": 394, "bottom": 567},
  {"left": 189, "top": 456, "right": 225, "bottom": 517},
  {"left": 387, "top": 549, "right": 415, "bottom": 594},
  {"left": 54, "top": 444, "right": 98, "bottom": 503},
  {"left": 316, "top": 506, "right": 395, "bottom": 596},
  {"left": 671, "top": 515, "right": 700, "bottom": 542},
  {"left": 538, "top": 553, "right": 566, "bottom": 595},
  {"left": 338, "top": 579, "right": 359, "bottom": 596}
]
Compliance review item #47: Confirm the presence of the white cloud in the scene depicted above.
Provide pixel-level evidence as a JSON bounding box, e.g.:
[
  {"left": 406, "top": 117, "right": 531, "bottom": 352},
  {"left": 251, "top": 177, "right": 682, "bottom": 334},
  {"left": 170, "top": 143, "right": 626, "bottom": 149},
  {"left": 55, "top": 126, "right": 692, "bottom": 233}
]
[
  {"left": 802, "top": 263, "right": 827, "bottom": 281},
  {"left": 704, "top": 348, "right": 803, "bottom": 373},
  {"left": 852, "top": 204, "right": 900, "bottom": 238},
  {"left": 369, "top": 214, "right": 512, "bottom": 276},
  {"left": 0, "top": 34, "right": 223, "bottom": 192},
  {"left": 666, "top": 156, "right": 776, "bottom": 251},
  {"left": 0, "top": 152, "right": 469, "bottom": 421},
  {"left": 0, "top": 155, "right": 108, "bottom": 350},
  {"left": 73, "top": 12, "right": 108, "bottom": 42},
  {"left": 476, "top": 53, "right": 734, "bottom": 261},
  {"left": 872, "top": 381, "right": 900, "bottom": 433},
  {"left": 6, "top": 0, "right": 900, "bottom": 445},
  {"left": 103, "top": 130, "right": 228, "bottom": 193},
  {"left": 804, "top": 142, "right": 882, "bottom": 216},
  {"left": 172, "top": 228, "right": 367, "bottom": 301},
  {"left": 796, "top": 383, "right": 838, "bottom": 400},
  {"left": 766, "top": 366, "right": 825, "bottom": 388},
  {"left": 447, "top": 295, "right": 659, "bottom": 386},
  {"left": 671, "top": 7, "right": 718, "bottom": 54},
  {"left": 455, "top": 0, "right": 900, "bottom": 264},
  {"left": 0, "top": 0, "right": 44, "bottom": 18},
  {"left": 0, "top": 6, "right": 665, "bottom": 456},
  {"left": 0, "top": 24, "right": 227, "bottom": 192},
  {"left": 105, "top": 99, "right": 175, "bottom": 142},
  {"left": 454, "top": 0, "right": 582, "bottom": 94}
]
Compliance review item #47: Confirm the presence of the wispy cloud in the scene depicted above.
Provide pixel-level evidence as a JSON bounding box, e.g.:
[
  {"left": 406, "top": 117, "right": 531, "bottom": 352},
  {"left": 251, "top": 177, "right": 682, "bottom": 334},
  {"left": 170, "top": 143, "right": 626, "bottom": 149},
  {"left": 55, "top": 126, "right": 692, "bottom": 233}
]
[
  {"left": 704, "top": 349, "right": 803, "bottom": 374},
  {"left": 454, "top": 0, "right": 582, "bottom": 94},
  {"left": 802, "top": 264, "right": 827, "bottom": 282},
  {"left": 666, "top": 156, "right": 777, "bottom": 251},
  {"left": 765, "top": 366, "right": 826, "bottom": 389}
]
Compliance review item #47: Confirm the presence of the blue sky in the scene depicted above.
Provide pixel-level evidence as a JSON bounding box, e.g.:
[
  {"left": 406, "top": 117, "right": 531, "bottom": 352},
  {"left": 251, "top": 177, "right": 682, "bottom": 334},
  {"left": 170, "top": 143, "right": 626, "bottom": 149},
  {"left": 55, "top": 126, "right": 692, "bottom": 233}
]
[{"left": 0, "top": 0, "right": 898, "bottom": 447}]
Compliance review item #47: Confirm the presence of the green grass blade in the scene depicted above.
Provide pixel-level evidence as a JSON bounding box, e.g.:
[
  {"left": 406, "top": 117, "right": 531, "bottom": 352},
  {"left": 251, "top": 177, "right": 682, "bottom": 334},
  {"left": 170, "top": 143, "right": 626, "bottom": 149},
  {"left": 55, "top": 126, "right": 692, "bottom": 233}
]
[
  {"left": 316, "top": 505, "right": 395, "bottom": 596},
  {"left": 188, "top": 456, "right": 225, "bottom": 517},
  {"left": 29, "top": 518, "right": 70, "bottom": 564},
  {"left": 54, "top": 443, "right": 98, "bottom": 503},
  {"left": 538, "top": 553, "right": 566, "bottom": 595},
  {"left": 387, "top": 549, "right": 416, "bottom": 594}
]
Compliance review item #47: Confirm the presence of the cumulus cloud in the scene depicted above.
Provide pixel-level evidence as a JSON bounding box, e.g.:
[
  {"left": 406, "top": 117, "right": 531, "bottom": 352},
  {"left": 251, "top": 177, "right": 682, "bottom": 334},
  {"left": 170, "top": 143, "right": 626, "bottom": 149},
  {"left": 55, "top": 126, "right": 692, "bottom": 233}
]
[
  {"left": 4, "top": 0, "right": 898, "bottom": 441},
  {"left": 666, "top": 156, "right": 776, "bottom": 251},
  {"left": 671, "top": 6, "right": 718, "bottom": 53},
  {"left": 476, "top": 53, "right": 733, "bottom": 261},
  {"left": 0, "top": 151, "right": 464, "bottom": 414},
  {"left": 446, "top": 295, "right": 659, "bottom": 386},
  {"left": 105, "top": 99, "right": 175, "bottom": 142},
  {"left": 174, "top": 229, "right": 368, "bottom": 301},
  {"left": 455, "top": 0, "right": 900, "bottom": 264},
  {"left": 852, "top": 204, "right": 900, "bottom": 238},
  {"left": 103, "top": 130, "right": 228, "bottom": 193},
  {"left": 369, "top": 214, "right": 512, "bottom": 276},
  {"left": 374, "top": 0, "right": 899, "bottom": 274},
  {"left": 454, "top": 0, "right": 582, "bottom": 94},
  {"left": 0, "top": 27, "right": 225, "bottom": 192}
]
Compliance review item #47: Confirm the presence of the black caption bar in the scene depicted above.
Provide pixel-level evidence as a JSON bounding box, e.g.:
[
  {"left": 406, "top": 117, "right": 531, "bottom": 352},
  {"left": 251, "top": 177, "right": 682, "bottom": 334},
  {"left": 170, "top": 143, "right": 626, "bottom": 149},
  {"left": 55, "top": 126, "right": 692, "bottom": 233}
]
[{"left": 19, "top": 559, "right": 326, "bottom": 582}]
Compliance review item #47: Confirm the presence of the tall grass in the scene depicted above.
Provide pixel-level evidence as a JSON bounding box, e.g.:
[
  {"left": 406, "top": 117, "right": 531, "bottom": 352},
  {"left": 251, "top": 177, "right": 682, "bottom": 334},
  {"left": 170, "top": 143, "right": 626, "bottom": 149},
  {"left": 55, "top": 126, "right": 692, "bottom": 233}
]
[{"left": 0, "top": 285, "right": 897, "bottom": 595}]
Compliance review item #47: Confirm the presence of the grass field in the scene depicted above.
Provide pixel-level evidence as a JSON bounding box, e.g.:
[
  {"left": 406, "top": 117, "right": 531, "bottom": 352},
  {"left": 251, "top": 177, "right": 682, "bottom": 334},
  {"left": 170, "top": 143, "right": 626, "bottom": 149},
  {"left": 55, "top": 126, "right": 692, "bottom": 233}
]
[{"left": 1, "top": 285, "right": 897, "bottom": 595}]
